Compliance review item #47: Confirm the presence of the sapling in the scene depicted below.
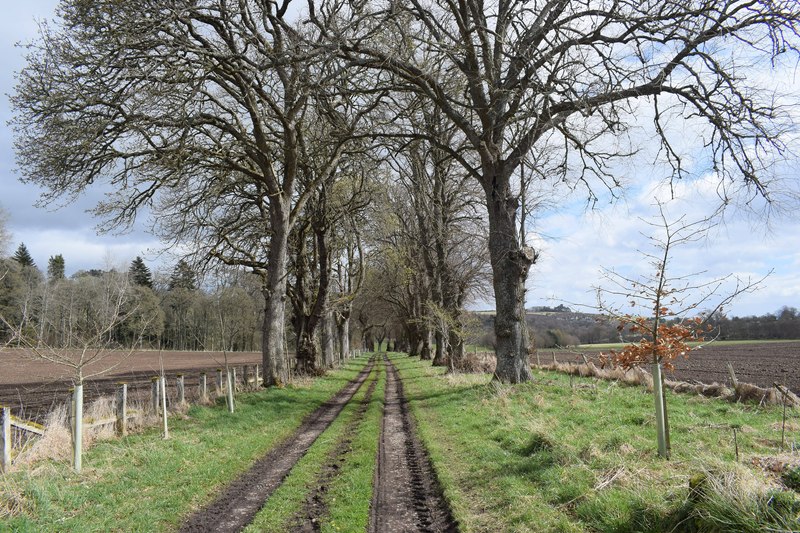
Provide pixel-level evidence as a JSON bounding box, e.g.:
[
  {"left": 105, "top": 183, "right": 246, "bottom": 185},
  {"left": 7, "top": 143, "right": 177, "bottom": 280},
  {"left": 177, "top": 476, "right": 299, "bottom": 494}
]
[{"left": 596, "top": 202, "right": 767, "bottom": 458}]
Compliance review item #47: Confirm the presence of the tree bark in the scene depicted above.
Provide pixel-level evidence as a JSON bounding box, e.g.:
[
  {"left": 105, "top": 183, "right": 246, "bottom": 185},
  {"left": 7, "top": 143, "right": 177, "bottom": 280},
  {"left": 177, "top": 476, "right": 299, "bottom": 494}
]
[
  {"left": 336, "top": 306, "right": 350, "bottom": 363},
  {"left": 262, "top": 215, "right": 291, "bottom": 387},
  {"left": 432, "top": 329, "right": 448, "bottom": 366},
  {"left": 321, "top": 308, "right": 336, "bottom": 368},
  {"left": 484, "top": 177, "right": 536, "bottom": 383},
  {"left": 420, "top": 327, "right": 433, "bottom": 360}
]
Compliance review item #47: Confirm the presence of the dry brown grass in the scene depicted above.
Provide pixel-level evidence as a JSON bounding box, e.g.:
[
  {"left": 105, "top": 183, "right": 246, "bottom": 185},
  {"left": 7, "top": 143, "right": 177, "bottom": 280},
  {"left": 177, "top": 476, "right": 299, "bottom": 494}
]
[
  {"left": 531, "top": 357, "right": 797, "bottom": 407},
  {"left": 9, "top": 393, "right": 156, "bottom": 471}
]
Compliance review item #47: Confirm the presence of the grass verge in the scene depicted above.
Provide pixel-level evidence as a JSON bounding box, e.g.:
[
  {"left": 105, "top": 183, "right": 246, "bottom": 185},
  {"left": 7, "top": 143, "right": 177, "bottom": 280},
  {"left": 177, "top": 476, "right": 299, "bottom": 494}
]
[
  {"left": 0, "top": 356, "right": 372, "bottom": 532},
  {"left": 392, "top": 354, "right": 799, "bottom": 532}
]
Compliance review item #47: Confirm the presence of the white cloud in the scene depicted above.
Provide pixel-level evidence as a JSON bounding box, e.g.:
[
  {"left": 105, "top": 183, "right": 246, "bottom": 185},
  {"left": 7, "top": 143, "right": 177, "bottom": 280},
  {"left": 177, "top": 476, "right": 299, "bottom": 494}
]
[
  {"left": 522, "top": 182, "right": 800, "bottom": 317},
  {"left": 11, "top": 227, "right": 161, "bottom": 276}
]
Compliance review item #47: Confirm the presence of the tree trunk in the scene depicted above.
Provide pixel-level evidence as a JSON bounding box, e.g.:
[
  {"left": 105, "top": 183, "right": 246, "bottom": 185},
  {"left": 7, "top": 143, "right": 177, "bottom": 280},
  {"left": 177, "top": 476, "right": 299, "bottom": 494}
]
[
  {"left": 448, "top": 325, "right": 465, "bottom": 370},
  {"left": 432, "top": 329, "right": 448, "bottom": 366},
  {"left": 420, "top": 327, "right": 433, "bottom": 360},
  {"left": 336, "top": 307, "right": 350, "bottom": 362},
  {"left": 294, "top": 314, "right": 319, "bottom": 374},
  {"left": 484, "top": 177, "right": 536, "bottom": 383},
  {"left": 262, "top": 216, "right": 291, "bottom": 387},
  {"left": 405, "top": 325, "right": 419, "bottom": 357},
  {"left": 321, "top": 308, "right": 336, "bottom": 368},
  {"left": 364, "top": 332, "right": 374, "bottom": 351}
]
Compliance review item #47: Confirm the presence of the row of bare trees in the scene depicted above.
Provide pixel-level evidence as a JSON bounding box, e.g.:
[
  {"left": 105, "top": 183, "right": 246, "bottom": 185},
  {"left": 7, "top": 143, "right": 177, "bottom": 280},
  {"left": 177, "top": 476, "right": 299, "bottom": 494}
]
[{"left": 11, "top": 0, "right": 800, "bottom": 384}]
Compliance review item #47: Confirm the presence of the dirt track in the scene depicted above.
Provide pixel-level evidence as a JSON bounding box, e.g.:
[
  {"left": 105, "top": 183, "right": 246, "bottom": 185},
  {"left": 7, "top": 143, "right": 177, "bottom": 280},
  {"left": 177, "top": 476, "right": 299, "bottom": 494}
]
[
  {"left": 180, "top": 357, "right": 377, "bottom": 533},
  {"left": 369, "top": 355, "right": 457, "bottom": 533},
  {"left": 178, "top": 355, "right": 457, "bottom": 532}
]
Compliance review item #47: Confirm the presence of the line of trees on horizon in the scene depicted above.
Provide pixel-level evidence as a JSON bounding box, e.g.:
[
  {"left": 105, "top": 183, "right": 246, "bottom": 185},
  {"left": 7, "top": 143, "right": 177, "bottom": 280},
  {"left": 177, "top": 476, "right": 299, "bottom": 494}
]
[{"left": 0, "top": 245, "right": 263, "bottom": 353}]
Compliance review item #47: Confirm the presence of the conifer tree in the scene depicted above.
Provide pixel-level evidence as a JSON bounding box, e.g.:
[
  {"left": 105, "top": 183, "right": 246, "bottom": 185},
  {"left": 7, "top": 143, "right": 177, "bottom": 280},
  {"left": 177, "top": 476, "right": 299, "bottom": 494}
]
[
  {"left": 129, "top": 256, "right": 153, "bottom": 289},
  {"left": 168, "top": 260, "right": 197, "bottom": 291},
  {"left": 47, "top": 254, "right": 65, "bottom": 281},
  {"left": 12, "top": 243, "right": 35, "bottom": 268}
]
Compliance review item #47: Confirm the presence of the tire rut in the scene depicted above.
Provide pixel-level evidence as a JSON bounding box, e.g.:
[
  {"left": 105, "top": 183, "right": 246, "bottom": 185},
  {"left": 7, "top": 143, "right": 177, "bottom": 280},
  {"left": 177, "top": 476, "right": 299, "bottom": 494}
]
[
  {"left": 369, "top": 355, "right": 458, "bottom": 533},
  {"left": 179, "top": 357, "right": 376, "bottom": 533},
  {"left": 290, "top": 367, "right": 380, "bottom": 532}
]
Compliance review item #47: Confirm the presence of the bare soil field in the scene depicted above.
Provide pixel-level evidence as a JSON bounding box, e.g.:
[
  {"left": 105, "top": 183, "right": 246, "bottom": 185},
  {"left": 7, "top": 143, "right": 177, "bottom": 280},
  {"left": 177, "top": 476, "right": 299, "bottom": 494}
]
[
  {"left": 0, "top": 348, "right": 263, "bottom": 420},
  {"left": 546, "top": 341, "right": 800, "bottom": 394}
]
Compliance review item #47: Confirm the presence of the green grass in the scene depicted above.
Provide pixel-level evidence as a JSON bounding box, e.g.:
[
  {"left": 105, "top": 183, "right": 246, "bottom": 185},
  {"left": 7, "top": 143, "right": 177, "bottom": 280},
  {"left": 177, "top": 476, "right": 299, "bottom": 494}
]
[
  {"left": 392, "top": 354, "right": 800, "bottom": 532},
  {"left": 4, "top": 353, "right": 797, "bottom": 532},
  {"left": 0, "top": 356, "right": 373, "bottom": 532},
  {"left": 245, "top": 359, "right": 383, "bottom": 532}
]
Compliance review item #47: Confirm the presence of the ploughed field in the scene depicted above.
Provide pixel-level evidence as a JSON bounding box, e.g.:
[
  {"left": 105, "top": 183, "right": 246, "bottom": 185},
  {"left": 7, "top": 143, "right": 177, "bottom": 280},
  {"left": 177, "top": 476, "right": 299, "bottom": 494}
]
[
  {"left": 547, "top": 340, "right": 800, "bottom": 394},
  {"left": 0, "top": 349, "right": 263, "bottom": 421}
]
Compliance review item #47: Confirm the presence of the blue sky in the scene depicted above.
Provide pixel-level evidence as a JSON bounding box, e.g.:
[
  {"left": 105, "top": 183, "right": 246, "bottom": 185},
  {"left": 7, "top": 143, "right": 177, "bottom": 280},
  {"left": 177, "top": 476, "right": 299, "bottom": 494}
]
[{"left": 1, "top": 1, "right": 798, "bottom": 317}]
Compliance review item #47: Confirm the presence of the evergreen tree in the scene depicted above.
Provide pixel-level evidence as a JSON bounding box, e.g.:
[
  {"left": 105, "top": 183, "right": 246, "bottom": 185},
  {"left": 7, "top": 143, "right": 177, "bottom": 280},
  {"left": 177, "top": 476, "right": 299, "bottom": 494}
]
[
  {"left": 47, "top": 254, "right": 66, "bottom": 282},
  {"left": 12, "top": 243, "right": 35, "bottom": 268},
  {"left": 168, "top": 259, "right": 197, "bottom": 291},
  {"left": 129, "top": 256, "right": 153, "bottom": 288}
]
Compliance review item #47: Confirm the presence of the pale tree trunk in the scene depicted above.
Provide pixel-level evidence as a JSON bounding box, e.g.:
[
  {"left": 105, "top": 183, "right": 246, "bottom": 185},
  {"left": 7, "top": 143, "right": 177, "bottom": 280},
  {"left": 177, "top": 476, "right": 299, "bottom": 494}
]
[
  {"left": 484, "top": 175, "right": 536, "bottom": 383},
  {"left": 321, "top": 308, "right": 336, "bottom": 368},
  {"left": 262, "top": 215, "right": 291, "bottom": 387},
  {"left": 336, "top": 308, "right": 350, "bottom": 362}
]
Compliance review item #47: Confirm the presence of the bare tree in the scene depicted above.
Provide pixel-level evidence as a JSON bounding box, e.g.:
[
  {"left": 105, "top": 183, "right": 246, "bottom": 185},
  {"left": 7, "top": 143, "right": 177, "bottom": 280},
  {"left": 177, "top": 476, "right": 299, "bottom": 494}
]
[
  {"left": 311, "top": 0, "right": 800, "bottom": 382},
  {"left": 387, "top": 100, "right": 489, "bottom": 367},
  {"left": 13, "top": 1, "right": 379, "bottom": 386}
]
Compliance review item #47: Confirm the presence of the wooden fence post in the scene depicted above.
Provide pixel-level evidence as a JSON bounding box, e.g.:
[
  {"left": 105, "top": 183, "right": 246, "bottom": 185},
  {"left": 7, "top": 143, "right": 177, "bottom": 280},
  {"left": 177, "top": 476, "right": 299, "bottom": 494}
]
[
  {"left": 116, "top": 383, "right": 128, "bottom": 437},
  {"left": 2, "top": 406, "right": 11, "bottom": 472},
  {"left": 200, "top": 372, "right": 208, "bottom": 401},
  {"left": 151, "top": 377, "right": 161, "bottom": 413},
  {"left": 216, "top": 369, "right": 224, "bottom": 395},
  {"left": 232, "top": 367, "right": 238, "bottom": 392},
  {"left": 727, "top": 362, "right": 738, "bottom": 388},
  {"left": 243, "top": 365, "right": 251, "bottom": 390},
  {"left": 255, "top": 364, "right": 261, "bottom": 387},
  {"left": 176, "top": 374, "right": 185, "bottom": 405}
]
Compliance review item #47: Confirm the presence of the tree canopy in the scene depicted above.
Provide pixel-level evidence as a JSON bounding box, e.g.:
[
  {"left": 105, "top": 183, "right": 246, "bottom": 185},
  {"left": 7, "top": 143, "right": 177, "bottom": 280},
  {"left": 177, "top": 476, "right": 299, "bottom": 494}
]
[{"left": 11, "top": 0, "right": 800, "bottom": 383}]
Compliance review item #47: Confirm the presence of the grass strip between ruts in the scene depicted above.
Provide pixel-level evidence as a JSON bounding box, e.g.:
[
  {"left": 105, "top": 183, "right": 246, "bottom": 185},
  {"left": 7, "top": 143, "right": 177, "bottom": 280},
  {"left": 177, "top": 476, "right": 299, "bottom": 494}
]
[
  {"left": 0, "top": 355, "right": 372, "bottom": 532},
  {"left": 244, "top": 360, "right": 382, "bottom": 532}
]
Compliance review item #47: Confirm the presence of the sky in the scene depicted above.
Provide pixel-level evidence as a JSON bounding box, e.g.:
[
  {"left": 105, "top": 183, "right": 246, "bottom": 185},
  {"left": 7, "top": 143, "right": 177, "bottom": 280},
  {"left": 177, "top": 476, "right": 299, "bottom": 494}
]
[
  {"left": 0, "top": 1, "right": 162, "bottom": 275},
  {"left": 1, "top": 2, "right": 798, "bottom": 317}
]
